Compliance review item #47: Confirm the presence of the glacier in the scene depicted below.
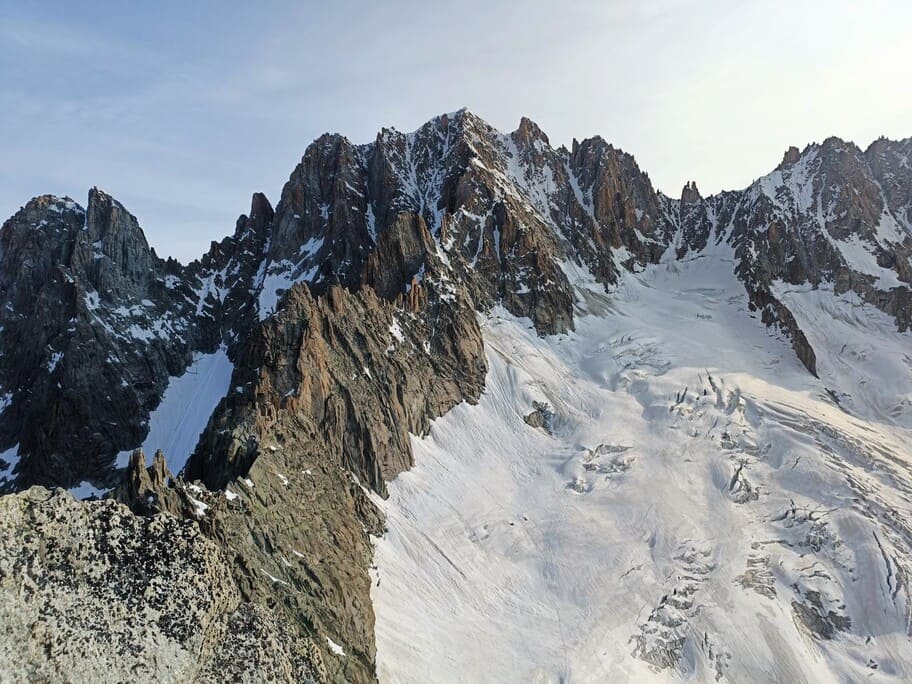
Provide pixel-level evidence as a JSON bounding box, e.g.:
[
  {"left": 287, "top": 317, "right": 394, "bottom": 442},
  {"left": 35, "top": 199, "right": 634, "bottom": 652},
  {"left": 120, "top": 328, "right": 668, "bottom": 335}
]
[{"left": 372, "top": 247, "right": 912, "bottom": 683}]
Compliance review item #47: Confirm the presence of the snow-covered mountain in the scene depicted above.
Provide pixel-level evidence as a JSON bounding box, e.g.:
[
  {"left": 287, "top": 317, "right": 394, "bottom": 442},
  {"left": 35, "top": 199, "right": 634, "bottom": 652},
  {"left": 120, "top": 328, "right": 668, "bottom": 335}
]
[{"left": 0, "top": 110, "right": 910, "bottom": 682}]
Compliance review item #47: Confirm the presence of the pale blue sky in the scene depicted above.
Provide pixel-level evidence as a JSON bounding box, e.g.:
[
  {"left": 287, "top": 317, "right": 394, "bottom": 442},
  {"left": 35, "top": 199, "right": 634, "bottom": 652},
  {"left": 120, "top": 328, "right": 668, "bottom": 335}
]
[{"left": 2, "top": 0, "right": 910, "bottom": 262}]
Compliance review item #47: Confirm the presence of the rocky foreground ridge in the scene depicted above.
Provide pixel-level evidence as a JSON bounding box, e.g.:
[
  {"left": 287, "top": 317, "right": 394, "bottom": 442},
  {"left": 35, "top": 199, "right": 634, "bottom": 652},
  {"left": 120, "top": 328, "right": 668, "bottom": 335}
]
[{"left": 0, "top": 109, "right": 909, "bottom": 681}]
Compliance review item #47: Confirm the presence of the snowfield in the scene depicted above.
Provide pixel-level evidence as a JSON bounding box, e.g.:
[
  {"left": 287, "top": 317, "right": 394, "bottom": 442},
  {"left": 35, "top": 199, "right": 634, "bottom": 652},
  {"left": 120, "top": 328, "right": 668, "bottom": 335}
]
[
  {"left": 371, "top": 249, "right": 912, "bottom": 682},
  {"left": 114, "top": 347, "right": 234, "bottom": 474}
]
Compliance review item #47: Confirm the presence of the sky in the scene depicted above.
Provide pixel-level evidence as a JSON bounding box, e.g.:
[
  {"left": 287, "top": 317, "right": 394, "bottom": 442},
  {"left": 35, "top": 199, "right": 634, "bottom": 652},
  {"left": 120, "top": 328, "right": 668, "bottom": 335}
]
[{"left": 1, "top": 0, "right": 910, "bottom": 263}]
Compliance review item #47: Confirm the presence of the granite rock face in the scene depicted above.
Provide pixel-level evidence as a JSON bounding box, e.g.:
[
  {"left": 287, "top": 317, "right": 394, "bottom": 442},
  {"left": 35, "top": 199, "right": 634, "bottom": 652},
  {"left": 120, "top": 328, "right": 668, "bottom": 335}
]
[
  {"left": 180, "top": 278, "right": 485, "bottom": 681},
  {"left": 0, "top": 110, "right": 909, "bottom": 682}
]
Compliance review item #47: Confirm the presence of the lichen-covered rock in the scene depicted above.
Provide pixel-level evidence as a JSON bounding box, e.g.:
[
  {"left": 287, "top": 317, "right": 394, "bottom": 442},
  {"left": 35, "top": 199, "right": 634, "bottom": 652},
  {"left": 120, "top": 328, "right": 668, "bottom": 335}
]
[
  {"left": 0, "top": 487, "right": 322, "bottom": 682},
  {"left": 196, "top": 603, "right": 325, "bottom": 684}
]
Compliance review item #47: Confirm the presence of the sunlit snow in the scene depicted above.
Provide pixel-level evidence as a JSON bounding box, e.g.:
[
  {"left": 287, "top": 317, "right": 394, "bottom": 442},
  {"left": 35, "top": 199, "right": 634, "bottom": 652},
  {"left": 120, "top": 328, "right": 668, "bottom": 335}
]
[{"left": 372, "top": 250, "right": 912, "bottom": 683}]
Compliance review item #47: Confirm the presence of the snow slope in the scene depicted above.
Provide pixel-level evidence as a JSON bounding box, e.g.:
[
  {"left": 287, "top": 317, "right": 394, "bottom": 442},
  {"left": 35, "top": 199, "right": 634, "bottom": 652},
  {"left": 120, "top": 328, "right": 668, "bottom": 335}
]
[
  {"left": 0, "top": 444, "right": 19, "bottom": 491},
  {"left": 114, "top": 348, "right": 234, "bottom": 474},
  {"left": 372, "top": 250, "right": 912, "bottom": 682}
]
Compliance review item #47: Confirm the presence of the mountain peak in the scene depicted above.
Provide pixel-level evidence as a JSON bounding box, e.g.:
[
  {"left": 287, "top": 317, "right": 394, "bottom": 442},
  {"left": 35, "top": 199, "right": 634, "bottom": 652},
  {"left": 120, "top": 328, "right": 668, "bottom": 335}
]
[
  {"left": 14, "top": 194, "right": 83, "bottom": 220},
  {"left": 817, "top": 135, "right": 862, "bottom": 157},
  {"left": 514, "top": 116, "right": 549, "bottom": 146},
  {"left": 248, "top": 192, "right": 273, "bottom": 222},
  {"left": 779, "top": 145, "right": 802, "bottom": 169},
  {"left": 680, "top": 180, "right": 702, "bottom": 203}
]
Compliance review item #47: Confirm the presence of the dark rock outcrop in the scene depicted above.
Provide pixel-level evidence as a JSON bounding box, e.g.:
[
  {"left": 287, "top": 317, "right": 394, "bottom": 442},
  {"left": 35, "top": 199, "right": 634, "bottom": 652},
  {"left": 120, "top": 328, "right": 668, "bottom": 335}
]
[{"left": 0, "top": 191, "right": 201, "bottom": 491}]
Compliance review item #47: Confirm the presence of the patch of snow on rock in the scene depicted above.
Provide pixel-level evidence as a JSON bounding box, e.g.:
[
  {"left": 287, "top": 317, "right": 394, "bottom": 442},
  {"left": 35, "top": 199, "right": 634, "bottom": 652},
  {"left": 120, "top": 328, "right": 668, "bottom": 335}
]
[{"left": 115, "top": 348, "right": 234, "bottom": 474}]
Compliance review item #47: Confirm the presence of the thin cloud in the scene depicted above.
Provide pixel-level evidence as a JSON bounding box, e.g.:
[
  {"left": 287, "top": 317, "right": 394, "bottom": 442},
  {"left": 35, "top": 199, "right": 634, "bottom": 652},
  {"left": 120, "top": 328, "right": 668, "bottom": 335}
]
[{"left": 1, "top": 1, "right": 909, "bottom": 263}]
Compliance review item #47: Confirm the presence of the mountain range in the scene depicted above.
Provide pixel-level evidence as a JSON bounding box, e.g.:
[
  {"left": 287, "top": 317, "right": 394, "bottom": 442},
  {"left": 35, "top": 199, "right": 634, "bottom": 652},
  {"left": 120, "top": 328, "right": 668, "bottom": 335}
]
[{"left": 0, "top": 109, "right": 910, "bottom": 682}]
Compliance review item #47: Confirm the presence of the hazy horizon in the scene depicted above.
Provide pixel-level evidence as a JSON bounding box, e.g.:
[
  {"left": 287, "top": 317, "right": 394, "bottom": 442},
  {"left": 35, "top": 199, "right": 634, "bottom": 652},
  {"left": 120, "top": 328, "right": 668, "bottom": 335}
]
[{"left": 2, "top": 0, "right": 910, "bottom": 262}]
